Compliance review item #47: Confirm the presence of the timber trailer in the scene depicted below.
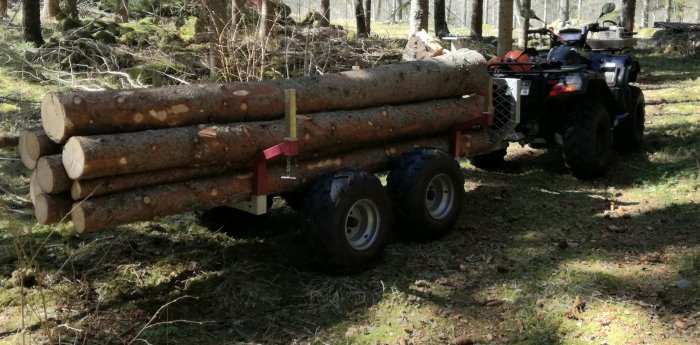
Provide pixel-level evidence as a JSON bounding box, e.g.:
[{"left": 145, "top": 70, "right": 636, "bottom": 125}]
[{"left": 27, "top": 50, "right": 520, "bottom": 273}]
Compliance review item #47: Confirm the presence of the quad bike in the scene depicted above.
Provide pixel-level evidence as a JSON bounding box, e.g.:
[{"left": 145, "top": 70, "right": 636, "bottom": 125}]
[{"left": 478, "top": 3, "right": 645, "bottom": 179}]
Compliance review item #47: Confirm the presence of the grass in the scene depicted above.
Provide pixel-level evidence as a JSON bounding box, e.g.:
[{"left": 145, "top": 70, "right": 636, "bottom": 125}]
[{"left": 1, "top": 16, "right": 700, "bottom": 344}]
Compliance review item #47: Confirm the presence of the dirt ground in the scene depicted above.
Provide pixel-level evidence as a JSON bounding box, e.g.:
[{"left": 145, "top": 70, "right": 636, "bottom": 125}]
[{"left": 1, "top": 33, "right": 699, "bottom": 344}]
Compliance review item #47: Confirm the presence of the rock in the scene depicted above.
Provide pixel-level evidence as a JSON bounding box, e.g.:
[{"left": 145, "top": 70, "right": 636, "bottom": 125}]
[
  {"left": 415, "top": 280, "right": 430, "bottom": 288},
  {"left": 450, "top": 335, "right": 474, "bottom": 345},
  {"left": 674, "top": 320, "right": 688, "bottom": 330},
  {"left": 674, "top": 279, "right": 691, "bottom": 289},
  {"left": 344, "top": 327, "right": 359, "bottom": 337}
]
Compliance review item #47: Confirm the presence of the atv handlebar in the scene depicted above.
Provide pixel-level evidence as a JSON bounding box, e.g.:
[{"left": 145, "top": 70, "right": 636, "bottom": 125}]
[{"left": 526, "top": 28, "right": 551, "bottom": 35}]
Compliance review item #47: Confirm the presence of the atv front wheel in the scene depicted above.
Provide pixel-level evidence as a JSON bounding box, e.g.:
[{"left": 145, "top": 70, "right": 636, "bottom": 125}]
[
  {"left": 614, "top": 86, "right": 645, "bottom": 152},
  {"left": 563, "top": 101, "right": 613, "bottom": 179}
]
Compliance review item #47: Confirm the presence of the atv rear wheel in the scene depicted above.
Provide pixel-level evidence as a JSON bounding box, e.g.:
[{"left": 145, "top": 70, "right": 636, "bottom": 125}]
[
  {"left": 387, "top": 148, "right": 465, "bottom": 241},
  {"left": 614, "top": 86, "right": 645, "bottom": 152},
  {"left": 563, "top": 101, "right": 613, "bottom": 179},
  {"left": 301, "top": 169, "right": 392, "bottom": 274}
]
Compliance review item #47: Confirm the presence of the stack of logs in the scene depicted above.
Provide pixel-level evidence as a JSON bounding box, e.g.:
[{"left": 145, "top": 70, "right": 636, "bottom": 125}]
[{"left": 19, "top": 49, "right": 492, "bottom": 233}]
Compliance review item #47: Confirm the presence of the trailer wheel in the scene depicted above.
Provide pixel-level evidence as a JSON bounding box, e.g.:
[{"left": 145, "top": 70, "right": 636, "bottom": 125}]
[
  {"left": 387, "top": 148, "right": 465, "bottom": 241},
  {"left": 563, "top": 101, "right": 613, "bottom": 179},
  {"left": 614, "top": 86, "right": 645, "bottom": 152},
  {"left": 301, "top": 169, "right": 392, "bottom": 274}
]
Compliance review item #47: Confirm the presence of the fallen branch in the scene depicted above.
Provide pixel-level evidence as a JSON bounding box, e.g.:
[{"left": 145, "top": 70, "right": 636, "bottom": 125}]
[{"left": 0, "top": 133, "right": 19, "bottom": 148}]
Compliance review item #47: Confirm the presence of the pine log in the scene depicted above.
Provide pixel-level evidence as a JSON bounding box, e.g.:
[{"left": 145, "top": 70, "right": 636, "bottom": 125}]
[
  {"left": 62, "top": 96, "right": 484, "bottom": 180},
  {"left": 41, "top": 50, "right": 487, "bottom": 142},
  {"left": 0, "top": 133, "right": 19, "bottom": 148},
  {"left": 29, "top": 170, "right": 41, "bottom": 205},
  {"left": 36, "top": 155, "right": 71, "bottom": 194},
  {"left": 71, "top": 131, "right": 492, "bottom": 233},
  {"left": 71, "top": 165, "right": 231, "bottom": 200},
  {"left": 35, "top": 193, "right": 73, "bottom": 224},
  {"left": 19, "top": 127, "right": 61, "bottom": 169}
]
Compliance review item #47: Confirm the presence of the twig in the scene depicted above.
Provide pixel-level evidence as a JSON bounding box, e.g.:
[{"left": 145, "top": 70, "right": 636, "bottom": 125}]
[{"left": 128, "top": 296, "right": 197, "bottom": 344}]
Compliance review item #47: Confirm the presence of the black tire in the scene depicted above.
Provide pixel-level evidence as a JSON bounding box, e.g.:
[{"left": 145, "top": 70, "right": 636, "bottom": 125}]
[
  {"left": 614, "top": 86, "right": 645, "bottom": 152},
  {"left": 468, "top": 147, "right": 508, "bottom": 170},
  {"left": 563, "top": 101, "right": 613, "bottom": 179},
  {"left": 301, "top": 169, "right": 392, "bottom": 274},
  {"left": 387, "top": 148, "right": 465, "bottom": 241}
]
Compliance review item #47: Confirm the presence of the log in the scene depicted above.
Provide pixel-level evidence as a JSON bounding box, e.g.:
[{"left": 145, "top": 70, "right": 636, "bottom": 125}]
[
  {"left": 19, "top": 127, "right": 61, "bottom": 169},
  {"left": 71, "top": 165, "right": 230, "bottom": 200},
  {"left": 36, "top": 155, "right": 71, "bottom": 194},
  {"left": 29, "top": 170, "right": 41, "bottom": 205},
  {"left": 41, "top": 50, "right": 487, "bottom": 142},
  {"left": 0, "top": 133, "right": 19, "bottom": 148},
  {"left": 34, "top": 193, "right": 73, "bottom": 224},
  {"left": 402, "top": 29, "right": 445, "bottom": 61},
  {"left": 62, "top": 96, "right": 484, "bottom": 179},
  {"left": 71, "top": 131, "right": 492, "bottom": 233}
]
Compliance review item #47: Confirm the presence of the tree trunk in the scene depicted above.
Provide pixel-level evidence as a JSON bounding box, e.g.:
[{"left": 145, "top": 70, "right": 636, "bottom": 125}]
[
  {"left": 204, "top": 0, "right": 229, "bottom": 75},
  {"left": 364, "top": 0, "right": 372, "bottom": 34},
  {"left": 355, "top": 0, "right": 368, "bottom": 37},
  {"left": 561, "top": 0, "right": 570, "bottom": 23},
  {"left": 377, "top": 0, "right": 382, "bottom": 21},
  {"left": 258, "top": 0, "right": 273, "bottom": 39},
  {"left": 621, "top": 0, "right": 636, "bottom": 32},
  {"left": 23, "top": 0, "right": 44, "bottom": 46},
  {"left": 434, "top": 0, "right": 450, "bottom": 38},
  {"left": 497, "top": 0, "right": 514, "bottom": 55},
  {"left": 392, "top": 0, "right": 397, "bottom": 23},
  {"left": 665, "top": 0, "right": 672, "bottom": 22},
  {"left": 640, "top": 0, "right": 649, "bottom": 27},
  {"left": 470, "top": 0, "right": 483, "bottom": 38},
  {"left": 518, "top": 0, "right": 531, "bottom": 48},
  {"left": 19, "top": 127, "right": 60, "bottom": 169},
  {"left": 36, "top": 155, "right": 71, "bottom": 194},
  {"left": 0, "top": 132, "right": 19, "bottom": 148},
  {"left": 398, "top": 0, "right": 404, "bottom": 20},
  {"left": 408, "top": 0, "right": 429, "bottom": 37},
  {"left": 321, "top": 0, "right": 330, "bottom": 26},
  {"left": 35, "top": 193, "right": 72, "bottom": 224},
  {"left": 41, "top": 50, "right": 487, "bottom": 143},
  {"left": 577, "top": 0, "right": 582, "bottom": 20},
  {"left": 115, "top": 0, "right": 129, "bottom": 23},
  {"left": 72, "top": 165, "right": 232, "bottom": 200},
  {"left": 71, "top": 131, "right": 492, "bottom": 233},
  {"left": 65, "top": 0, "right": 79, "bottom": 18},
  {"left": 543, "top": 0, "right": 548, "bottom": 24},
  {"left": 0, "top": 0, "right": 7, "bottom": 18},
  {"left": 62, "top": 96, "right": 484, "bottom": 180},
  {"left": 232, "top": 0, "right": 246, "bottom": 30},
  {"left": 41, "top": 0, "right": 62, "bottom": 19}
]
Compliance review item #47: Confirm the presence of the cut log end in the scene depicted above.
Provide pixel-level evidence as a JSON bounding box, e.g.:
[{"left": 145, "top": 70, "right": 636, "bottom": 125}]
[
  {"left": 63, "top": 137, "right": 87, "bottom": 179},
  {"left": 41, "top": 93, "right": 68, "bottom": 143},
  {"left": 72, "top": 204, "right": 87, "bottom": 233},
  {"left": 29, "top": 170, "right": 41, "bottom": 205},
  {"left": 34, "top": 194, "right": 73, "bottom": 225},
  {"left": 19, "top": 129, "right": 38, "bottom": 169}
]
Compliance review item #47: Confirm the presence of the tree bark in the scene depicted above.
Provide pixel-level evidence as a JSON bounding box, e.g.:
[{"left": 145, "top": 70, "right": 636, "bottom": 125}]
[
  {"left": 41, "top": 0, "right": 62, "bottom": 19},
  {"left": 470, "top": 0, "right": 483, "bottom": 38},
  {"left": 115, "top": 0, "right": 129, "bottom": 23},
  {"left": 35, "top": 193, "right": 72, "bottom": 224},
  {"left": 258, "top": 0, "right": 273, "bottom": 39},
  {"left": 72, "top": 165, "right": 232, "bottom": 200},
  {"left": 641, "top": 0, "right": 649, "bottom": 27},
  {"left": 621, "top": 0, "right": 637, "bottom": 32},
  {"left": 19, "top": 127, "right": 60, "bottom": 169},
  {"left": 23, "top": 0, "right": 44, "bottom": 46},
  {"left": 0, "top": 0, "right": 7, "bottom": 18},
  {"left": 0, "top": 132, "right": 19, "bottom": 148},
  {"left": 36, "top": 155, "right": 71, "bottom": 194},
  {"left": 497, "top": 0, "right": 514, "bottom": 56},
  {"left": 41, "top": 50, "right": 487, "bottom": 143},
  {"left": 204, "top": 0, "right": 229, "bottom": 75},
  {"left": 665, "top": 0, "right": 672, "bottom": 22},
  {"left": 321, "top": 0, "right": 331, "bottom": 26},
  {"left": 434, "top": 0, "right": 450, "bottom": 38},
  {"left": 517, "top": 0, "right": 531, "bottom": 48},
  {"left": 71, "top": 131, "right": 492, "bottom": 233},
  {"left": 355, "top": 0, "right": 368, "bottom": 37},
  {"left": 62, "top": 96, "right": 484, "bottom": 180},
  {"left": 408, "top": 0, "right": 429, "bottom": 37},
  {"left": 364, "top": 0, "right": 372, "bottom": 34},
  {"left": 561, "top": 0, "right": 570, "bottom": 23}
]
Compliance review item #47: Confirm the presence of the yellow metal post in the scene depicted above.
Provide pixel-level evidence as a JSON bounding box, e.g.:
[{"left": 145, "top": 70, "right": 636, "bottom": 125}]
[{"left": 284, "top": 89, "right": 297, "bottom": 141}]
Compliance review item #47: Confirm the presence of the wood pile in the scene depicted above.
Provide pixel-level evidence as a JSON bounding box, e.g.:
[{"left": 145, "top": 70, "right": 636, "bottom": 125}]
[{"left": 19, "top": 49, "right": 492, "bottom": 233}]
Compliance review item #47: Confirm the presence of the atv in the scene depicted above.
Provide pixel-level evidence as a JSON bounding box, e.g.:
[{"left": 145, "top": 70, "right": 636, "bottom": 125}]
[{"left": 478, "top": 3, "right": 645, "bottom": 179}]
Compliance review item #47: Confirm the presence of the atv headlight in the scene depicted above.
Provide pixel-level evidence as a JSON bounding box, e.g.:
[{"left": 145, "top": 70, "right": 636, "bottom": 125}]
[
  {"left": 604, "top": 70, "right": 617, "bottom": 86},
  {"left": 549, "top": 75, "right": 583, "bottom": 96}
]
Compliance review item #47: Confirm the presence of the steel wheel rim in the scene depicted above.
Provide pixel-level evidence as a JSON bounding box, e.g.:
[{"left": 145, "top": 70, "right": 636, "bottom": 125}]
[
  {"left": 345, "top": 199, "right": 381, "bottom": 251},
  {"left": 425, "top": 174, "right": 455, "bottom": 220}
]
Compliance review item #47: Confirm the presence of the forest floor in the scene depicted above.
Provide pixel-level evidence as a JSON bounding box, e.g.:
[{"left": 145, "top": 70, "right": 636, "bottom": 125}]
[{"left": 1, "top": 16, "right": 699, "bottom": 345}]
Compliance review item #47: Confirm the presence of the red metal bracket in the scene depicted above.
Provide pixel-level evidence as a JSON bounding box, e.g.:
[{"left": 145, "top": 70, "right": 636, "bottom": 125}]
[
  {"left": 253, "top": 140, "right": 299, "bottom": 195},
  {"left": 450, "top": 114, "right": 493, "bottom": 158}
]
